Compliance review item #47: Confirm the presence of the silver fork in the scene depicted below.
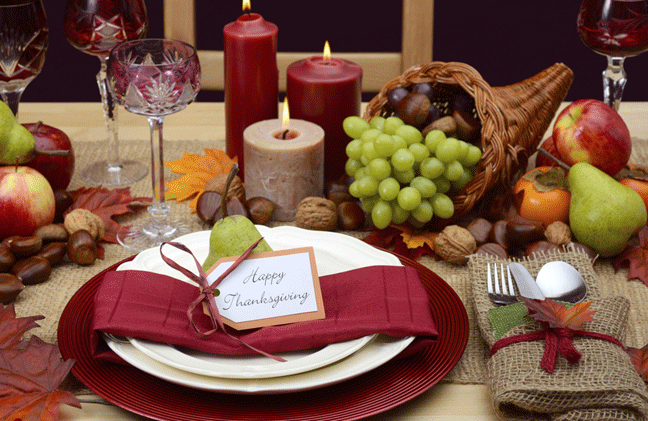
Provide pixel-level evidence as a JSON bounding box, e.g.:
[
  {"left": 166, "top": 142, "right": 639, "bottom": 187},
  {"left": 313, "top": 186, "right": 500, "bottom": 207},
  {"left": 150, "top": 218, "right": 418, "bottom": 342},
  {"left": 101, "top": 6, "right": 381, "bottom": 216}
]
[{"left": 487, "top": 263, "right": 517, "bottom": 305}]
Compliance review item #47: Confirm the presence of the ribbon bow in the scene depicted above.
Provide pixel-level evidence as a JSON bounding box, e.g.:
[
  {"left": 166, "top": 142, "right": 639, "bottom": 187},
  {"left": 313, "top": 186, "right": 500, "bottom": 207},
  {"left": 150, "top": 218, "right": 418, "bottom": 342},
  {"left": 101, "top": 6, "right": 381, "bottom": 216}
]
[{"left": 159, "top": 239, "right": 286, "bottom": 362}]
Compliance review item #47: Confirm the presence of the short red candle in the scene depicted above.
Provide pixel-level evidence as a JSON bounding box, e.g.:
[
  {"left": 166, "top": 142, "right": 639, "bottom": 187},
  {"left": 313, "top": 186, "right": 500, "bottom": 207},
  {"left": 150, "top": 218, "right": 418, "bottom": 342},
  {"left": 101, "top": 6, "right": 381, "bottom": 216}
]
[
  {"left": 223, "top": 12, "right": 278, "bottom": 179},
  {"left": 287, "top": 55, "right": 362, "bottom": 183}
]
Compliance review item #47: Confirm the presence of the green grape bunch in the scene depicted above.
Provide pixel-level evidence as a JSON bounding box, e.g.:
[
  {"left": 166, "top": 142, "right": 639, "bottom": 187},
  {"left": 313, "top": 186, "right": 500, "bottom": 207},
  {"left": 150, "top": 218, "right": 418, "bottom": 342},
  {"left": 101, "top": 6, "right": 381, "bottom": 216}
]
[{"left": 343, "top": 115, "right": 483, "bottom": 230}]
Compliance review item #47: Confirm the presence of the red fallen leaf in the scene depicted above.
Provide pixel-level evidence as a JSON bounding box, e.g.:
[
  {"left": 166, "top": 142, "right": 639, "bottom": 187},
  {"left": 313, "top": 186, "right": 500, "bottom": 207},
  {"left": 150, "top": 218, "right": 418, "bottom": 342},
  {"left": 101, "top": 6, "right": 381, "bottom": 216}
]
[
  {"left": 522, "top": 297, "right": 597, "bottom": 330},
  {"left": 0, "top": 336, "right": 80, "bottom": 421},
  {"left": 0, "top": 304, "right": 43, "bottom": 350},
  {"left": 363, "top": 225, "right": 436, "bottom": 261},
  {"left": 613, "top": 226, "right": 648, "bottom": 286},
  {"left": 65, "top": 186, "right": 152, "bottom": 244},
  {"left": 628, "top": 344, "right": 648, "bottom": 382}
]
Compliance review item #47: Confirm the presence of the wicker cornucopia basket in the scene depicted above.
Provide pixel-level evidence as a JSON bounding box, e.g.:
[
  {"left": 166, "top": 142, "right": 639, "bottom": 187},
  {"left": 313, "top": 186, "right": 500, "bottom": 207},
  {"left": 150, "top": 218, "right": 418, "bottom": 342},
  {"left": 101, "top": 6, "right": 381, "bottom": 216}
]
[{"left": 363, "top": 61, "right": 574, "bottom": 226}]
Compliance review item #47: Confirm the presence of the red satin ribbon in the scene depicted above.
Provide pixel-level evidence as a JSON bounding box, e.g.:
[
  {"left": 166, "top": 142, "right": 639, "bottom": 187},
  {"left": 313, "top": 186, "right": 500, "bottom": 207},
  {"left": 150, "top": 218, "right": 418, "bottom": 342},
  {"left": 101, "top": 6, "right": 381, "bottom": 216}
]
[
  {"left": 159, "top": 239, "right": 286, "bottom": 362},
  {"left": 490, "top": 323, "right": 625, "bottom": 373}
]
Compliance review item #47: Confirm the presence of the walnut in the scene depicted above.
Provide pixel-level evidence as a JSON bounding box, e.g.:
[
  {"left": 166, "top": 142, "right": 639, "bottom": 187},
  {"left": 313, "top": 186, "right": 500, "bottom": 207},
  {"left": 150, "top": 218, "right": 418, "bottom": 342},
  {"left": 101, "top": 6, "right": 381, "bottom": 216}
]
[
  {"left": 204, "top": 173, "right": 246, "bottom": 204},
  {"left": 434, "top": 225, "right": 476, "bottom": 265},
  {"left": 64, "top": 209, "right": 105, "bottom": 242},
  {"left": 295, "top": 197, "right": 338, "bottom": 231},
  {"left": 544, "top": 221, "right": 571, "bottom": 246}
]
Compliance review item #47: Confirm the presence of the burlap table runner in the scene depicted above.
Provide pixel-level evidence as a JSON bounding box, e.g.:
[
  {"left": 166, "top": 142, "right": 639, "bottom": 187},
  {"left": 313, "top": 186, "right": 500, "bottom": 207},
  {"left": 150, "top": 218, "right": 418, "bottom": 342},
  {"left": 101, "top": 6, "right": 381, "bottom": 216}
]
[{"left": 11, "top": 138, "right": 648, "bottom": 401}]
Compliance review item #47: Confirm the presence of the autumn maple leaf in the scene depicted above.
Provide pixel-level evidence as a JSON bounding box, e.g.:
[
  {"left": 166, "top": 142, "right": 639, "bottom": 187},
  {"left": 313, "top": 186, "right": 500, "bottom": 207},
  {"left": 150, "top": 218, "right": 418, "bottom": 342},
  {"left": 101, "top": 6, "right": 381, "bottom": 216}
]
[
  {"left": 613, "top": 225, "right": 648, "bottom": 286},
  {"left": 0, "top": 304, "right": 43, "bottom": 350},
  {"left": 65, "top": 186, "right": 152, "bottom": 244},
  {"left": 363, "top": 224, "right": 437, "bottom": 261},
  {"left": 628, "top": 344, "right": 648, "bottom": 382},
  {"left": 522, "top": 297, "right": 597, "bottom": 330},
  {"left": 165, "top": 149, "right": 238, "bottom": 213}
]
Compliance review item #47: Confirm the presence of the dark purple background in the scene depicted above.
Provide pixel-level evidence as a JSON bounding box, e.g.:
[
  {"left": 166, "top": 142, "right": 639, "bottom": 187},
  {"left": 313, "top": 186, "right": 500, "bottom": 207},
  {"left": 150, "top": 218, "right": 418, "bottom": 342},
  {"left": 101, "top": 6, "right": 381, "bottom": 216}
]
[{"left": 22, "top": 0, "right": 648, "bottom": 103}]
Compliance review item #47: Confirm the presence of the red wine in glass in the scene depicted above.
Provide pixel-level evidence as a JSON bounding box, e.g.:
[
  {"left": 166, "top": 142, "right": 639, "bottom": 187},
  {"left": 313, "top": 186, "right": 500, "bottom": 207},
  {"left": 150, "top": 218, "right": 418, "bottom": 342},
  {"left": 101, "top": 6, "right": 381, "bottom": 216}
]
[
  {"left": 0, "top": 0, "right": 48, "bottom": 118},
  {"left": 577, "top": 0, "right": 648, "bottom": 109},
  {"left": 63, "top": 0, "right": 148, "bottom": 186}
]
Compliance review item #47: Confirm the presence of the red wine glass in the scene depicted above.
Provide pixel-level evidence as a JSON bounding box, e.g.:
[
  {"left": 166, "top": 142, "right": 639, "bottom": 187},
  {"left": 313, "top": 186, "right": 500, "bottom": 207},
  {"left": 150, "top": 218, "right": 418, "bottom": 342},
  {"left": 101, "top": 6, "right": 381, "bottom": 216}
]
[
  {"left": 63, "top": 0, "right": 148, "bottom": 185},
  {"left": 578, "top": 0, "right": 648, "bottom": 110},
  {"left": 0, "top": 0, "right": 48, "bottom": 119},
  {"left": 107, "top": 39, "right": 201, "bottom": 251}
]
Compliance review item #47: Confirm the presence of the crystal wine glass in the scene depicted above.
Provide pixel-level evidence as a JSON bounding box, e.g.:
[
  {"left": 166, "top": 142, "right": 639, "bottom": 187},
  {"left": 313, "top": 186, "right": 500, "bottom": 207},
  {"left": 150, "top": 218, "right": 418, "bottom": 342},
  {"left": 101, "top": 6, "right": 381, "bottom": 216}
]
[
  {"left": 578, "top": 0, "right": 648, "bottom": 110},
  {"left": 0, "top": 0, "right": 48, "bottom": 118},
  {"left": 107, "top": 38, "right": 201, "bottom": 251},
  {"left": 63, "top": 0, "right": 148, "bottom": 185}
]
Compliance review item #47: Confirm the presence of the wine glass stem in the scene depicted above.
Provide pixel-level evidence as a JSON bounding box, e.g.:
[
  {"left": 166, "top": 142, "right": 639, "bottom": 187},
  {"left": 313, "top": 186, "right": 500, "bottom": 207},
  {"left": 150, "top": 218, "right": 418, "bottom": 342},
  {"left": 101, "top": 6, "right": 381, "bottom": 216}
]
[
  {"left": 97, "top": 57, "right": 121, "bottom": 170},
  {"left": 147, "top": 116, "right": 170, "bottom": 232},
  {"left": 0, "top": 89, "right": 25, "bottom": 120},
  {"left": 603, "top": 56, "right": 627, "bottom": 111}
]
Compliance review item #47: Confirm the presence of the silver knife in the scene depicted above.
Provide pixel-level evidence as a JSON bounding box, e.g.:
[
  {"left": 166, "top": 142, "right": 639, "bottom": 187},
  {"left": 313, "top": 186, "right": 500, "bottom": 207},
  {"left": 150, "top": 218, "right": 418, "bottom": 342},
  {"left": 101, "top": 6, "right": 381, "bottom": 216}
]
[{"left": 507, "top": 263, "right": 546, "bottom": 300}]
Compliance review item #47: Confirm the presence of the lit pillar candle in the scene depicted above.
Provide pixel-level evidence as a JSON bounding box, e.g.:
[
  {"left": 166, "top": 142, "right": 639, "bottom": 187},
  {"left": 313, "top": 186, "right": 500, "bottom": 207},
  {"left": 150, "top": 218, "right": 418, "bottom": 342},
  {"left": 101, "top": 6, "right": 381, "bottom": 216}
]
[
  {"left": 224, "top": 0, "right": 278, "bottom": 180},
  {"left": 244, "top": 98, "right": 324, "bottom": 222},
  {"left": 286, "top": 42, "right": 362, "bottom": 183}
]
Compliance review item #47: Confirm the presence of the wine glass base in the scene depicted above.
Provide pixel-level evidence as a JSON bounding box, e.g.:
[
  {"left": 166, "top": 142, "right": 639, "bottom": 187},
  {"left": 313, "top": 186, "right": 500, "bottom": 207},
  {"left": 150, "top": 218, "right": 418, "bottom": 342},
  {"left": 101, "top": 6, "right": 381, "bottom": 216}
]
[
  {"left": 117, "top": 218, "right": 199, "bottom": 252},
  {"left": 80, "top": 160, "right": 147, "bottom": 186}
]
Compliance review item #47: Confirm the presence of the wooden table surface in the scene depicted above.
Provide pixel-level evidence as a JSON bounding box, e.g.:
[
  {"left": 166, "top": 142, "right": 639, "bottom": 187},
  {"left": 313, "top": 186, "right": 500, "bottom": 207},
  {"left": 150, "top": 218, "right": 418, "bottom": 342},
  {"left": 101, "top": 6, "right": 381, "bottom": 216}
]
[{"left": 16, "top": 100, "right": 648, "bottom": 421}]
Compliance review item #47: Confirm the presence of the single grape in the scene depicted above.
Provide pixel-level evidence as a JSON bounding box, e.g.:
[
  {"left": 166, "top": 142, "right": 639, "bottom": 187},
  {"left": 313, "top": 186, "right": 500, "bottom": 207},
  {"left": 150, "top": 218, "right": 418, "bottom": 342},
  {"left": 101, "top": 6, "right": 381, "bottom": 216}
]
[
  {"left": 419, "top": 157, "right": 445, "bottom": 179},
  {"left": 378, "top": 177, "right": 400, "bottom": 201},
  {"left": 411, "top": 199, "right": 434, "bottom": 223},
  {"left": 408, "top": 142, "right": 430, "bottom": 164},
  {"left": 357, "top": 175, "right": 379, "bottom": 197},
  {"left": 460, "top": 145, "right": 483, "bottom": 167},
  {"left": 348, "top": 180, "right": 361, "bottom": 198},
  {"left": 392, "top": 135, "right": 408, "bottom": 150},
  {"left": 344, "top": 158, "right": 363, "bottom": 177},
  {"left": 435, "top": 137, "right": 462, "bottom": 163},
  {"left": 343, "top": 116, "right": 370, "bottom": 139},
  {"left": 452, "top": 167, "right": 474, "bottom": 190},
  {"left": 371, "top": 200, "right": 393, "bottom": 229},
  {"left": 374, "top": 133, "right": 397, "bottom": 157},
  {"left": 368, "top": 158, "right": 392, "bottom": 181},
  {"left": 361, "top": 141, "right": 379, "bottom": 161},
  {"left": 360, "top": 128, "right": 381, "bottom": 143},
  {"left": 391, "top": 148, "right": 415, "bottom": 172},
  {"left": 387, "top": 87, "right": 409, "bottom": 109},
  {"left": 354, "top": 166, "right": 369, "bottom": 180},
  {"left": 410, "top": 176, "right": 437, "bottom": 198},
  {"left": 393, "top": 168, "right": 415, "bottom": 184},
  {"left": 391, "top": 202, "right": 410, "bottom": 224},
  {"left": 397, "top": 186, "right": 421, "bottom": 211},
  {"left": 424, "top": 129, "right": 445, "bottom": 154},
  {"left": 382, "top": 116, "right": 405, "bottom": 135},
  {"left": 444, "top": 160, "right": 464, "bottom": 181},
  {"left": 394, "top": 124, "right": 423, "bottom": 146},
  {"left": 457, "top": 140, "right": 470, "bottom": 162},
  {"left": 360, "top": 195, "right": 379, "bottom": 213},
  {"left": 345, "top": 139, "right": 363, "bottom": 160},
  {"left": 431, "top": 193, "right": 454, "bottom": 219},
  {"left": 369, "top": 116, "right": 385, "bottom": 131},
  {"left": 433, "top": 177, "right": 451, "bottom": 194}
]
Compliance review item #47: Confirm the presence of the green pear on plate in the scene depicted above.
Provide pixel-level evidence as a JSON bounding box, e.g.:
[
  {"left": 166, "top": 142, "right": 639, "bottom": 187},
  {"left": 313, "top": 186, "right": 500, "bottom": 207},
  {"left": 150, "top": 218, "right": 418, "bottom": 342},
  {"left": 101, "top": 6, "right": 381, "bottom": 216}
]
[
  {"left": 0, "top": 101, "right": 36, "bottom": 165},
  {"left": 202, "top": 164, "right": 272, "bottom": 271},
  {"left": 568, "top": 162, "right": 647, "bottom": 257}
]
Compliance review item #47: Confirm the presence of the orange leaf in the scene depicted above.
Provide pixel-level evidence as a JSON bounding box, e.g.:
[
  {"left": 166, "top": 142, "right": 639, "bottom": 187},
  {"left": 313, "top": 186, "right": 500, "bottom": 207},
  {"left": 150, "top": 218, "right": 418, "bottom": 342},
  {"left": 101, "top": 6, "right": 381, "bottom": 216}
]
[
  {"left": 399, "top": 227, "right": 439, "bottom": 250},
  {"left": 164, "top": 148, "right": 238, "bottom": 212},
  {"left": 628, "top": 344, "right": 648, "bottom": 382},
  {"left": 522, "top": 297, "right": 596, "bottom": 330},
  {"left": 614, "top": 226, "right": 648, "bottom": 286}
]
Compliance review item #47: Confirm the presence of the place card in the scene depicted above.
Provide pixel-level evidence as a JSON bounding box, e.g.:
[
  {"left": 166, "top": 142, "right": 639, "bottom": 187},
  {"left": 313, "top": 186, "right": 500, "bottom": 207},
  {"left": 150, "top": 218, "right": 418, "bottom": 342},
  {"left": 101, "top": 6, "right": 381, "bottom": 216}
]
[{"left": 205, "top": 247, "right": 325, "bottom": 330}]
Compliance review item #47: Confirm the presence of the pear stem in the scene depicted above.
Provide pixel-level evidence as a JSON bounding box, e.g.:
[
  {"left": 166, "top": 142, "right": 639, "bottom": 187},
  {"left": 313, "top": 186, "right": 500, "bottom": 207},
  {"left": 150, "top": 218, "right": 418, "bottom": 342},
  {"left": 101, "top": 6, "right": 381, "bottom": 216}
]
[
  {"left": 537, "top": 148, "right": 571, "bottom": 172},
  {"left": 222, "top": 164, "right": 239, "bottom": 218}
]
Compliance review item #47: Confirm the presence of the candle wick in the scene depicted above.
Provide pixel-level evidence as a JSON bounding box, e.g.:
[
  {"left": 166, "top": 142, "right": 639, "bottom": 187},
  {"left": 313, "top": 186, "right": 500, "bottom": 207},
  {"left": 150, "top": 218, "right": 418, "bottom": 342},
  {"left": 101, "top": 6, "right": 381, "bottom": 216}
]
[{"left": 281, "top": 129, "right": 289, "bottom": 139}]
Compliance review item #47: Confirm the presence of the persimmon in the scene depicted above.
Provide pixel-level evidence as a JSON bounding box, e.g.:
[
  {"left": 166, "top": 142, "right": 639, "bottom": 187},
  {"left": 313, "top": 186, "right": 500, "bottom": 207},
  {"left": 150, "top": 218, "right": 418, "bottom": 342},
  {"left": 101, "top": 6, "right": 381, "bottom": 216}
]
[{"left": 513, "top": 166, "right": 571, "bottom": 227}]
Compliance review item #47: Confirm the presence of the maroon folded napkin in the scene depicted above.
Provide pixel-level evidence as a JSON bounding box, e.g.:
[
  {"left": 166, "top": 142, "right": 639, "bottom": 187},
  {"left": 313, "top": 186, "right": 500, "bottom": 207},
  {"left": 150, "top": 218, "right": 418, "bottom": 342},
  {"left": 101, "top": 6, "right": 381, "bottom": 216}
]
[{"left": 91, "top": 265, "right": 438, "bottom": 362}]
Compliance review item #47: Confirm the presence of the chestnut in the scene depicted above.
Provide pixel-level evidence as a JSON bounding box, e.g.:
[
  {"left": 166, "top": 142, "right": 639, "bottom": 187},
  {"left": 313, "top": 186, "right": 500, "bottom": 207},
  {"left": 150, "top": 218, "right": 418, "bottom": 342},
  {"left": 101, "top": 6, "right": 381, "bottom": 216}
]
[
  {"left": 246, "top": 197, "right": 274, "bottom": 225},
  {"left": 397, "top": 92, "right": 431, "bottom": 127},
  {"left": 37, "top": 242, "right": 68, "bottom": 266},
  {"left": 525, "top": 241, "right": 561, "bottom": 259},
  {"left": 12, "top": 256, "right": 51, "bottom": 285},
  {"left": 475, "top": 242, "right": 509, "bottom": 259},
  {"left": 67, "top": 230, "right": 97, "bottom": 265},
  {"left": 9, "top": 236, "right": 43, "bottom": 257},
  {"left": 0, "top": 244, "right": 16, "bottom": 273},
  {"left": 466, "top": 218, "right": 492, "bottom": 246},
  {"left": 337, "top": 201, "right": 365, "bottom": 230},
  {"left": 0, "top": 273, "right": 24, "bottom": 304}
]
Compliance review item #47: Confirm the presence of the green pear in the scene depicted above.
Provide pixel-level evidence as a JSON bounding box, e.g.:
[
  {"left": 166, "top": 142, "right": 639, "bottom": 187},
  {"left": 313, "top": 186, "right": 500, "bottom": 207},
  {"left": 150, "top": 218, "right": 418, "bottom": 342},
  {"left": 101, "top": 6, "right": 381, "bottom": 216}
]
[
  {"left": 568, "top": 162, "right": 647, "bottom": 257},
  {"left": 202, "top": 164, "right": 272, "bottom": 271},
  {"left": 0, "top": 101, "right": 36, "bottom": 164}
]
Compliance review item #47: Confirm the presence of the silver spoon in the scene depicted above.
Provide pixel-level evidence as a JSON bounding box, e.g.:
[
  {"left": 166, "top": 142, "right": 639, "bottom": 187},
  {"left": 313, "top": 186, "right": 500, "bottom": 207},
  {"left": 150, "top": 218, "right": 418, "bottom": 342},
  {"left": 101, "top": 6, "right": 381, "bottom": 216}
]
[{"left": 535, "top": 261, "right": 588, "bottom": 303}]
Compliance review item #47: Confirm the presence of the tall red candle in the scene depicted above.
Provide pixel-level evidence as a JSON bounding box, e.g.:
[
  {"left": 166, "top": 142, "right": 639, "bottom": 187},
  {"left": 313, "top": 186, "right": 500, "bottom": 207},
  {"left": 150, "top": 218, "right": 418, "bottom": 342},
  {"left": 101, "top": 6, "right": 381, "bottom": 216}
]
[
  {"left": 286, "top": 44, "right": 362, "bottom": 183},
  {"left": 223, "top": 7, "right": 278, "bottom": 179}
]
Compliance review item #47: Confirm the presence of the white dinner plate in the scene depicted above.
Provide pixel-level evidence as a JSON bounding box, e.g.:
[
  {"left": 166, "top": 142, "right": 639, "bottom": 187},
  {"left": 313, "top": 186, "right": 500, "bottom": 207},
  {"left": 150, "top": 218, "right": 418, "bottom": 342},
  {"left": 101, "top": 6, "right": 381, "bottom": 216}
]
[{"left": 115, "top": 226, "right": 412, "bottom": 382}]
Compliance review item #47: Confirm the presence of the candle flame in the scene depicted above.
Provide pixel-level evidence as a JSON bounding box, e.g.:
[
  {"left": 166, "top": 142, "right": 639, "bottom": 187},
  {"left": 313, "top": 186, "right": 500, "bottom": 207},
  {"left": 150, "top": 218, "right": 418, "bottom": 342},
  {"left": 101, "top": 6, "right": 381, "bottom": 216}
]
[
  {"left": 242, "top": 0, "right": 251, "bottom": 12},
  {"left": 281, "top": 97, "right": 290, "bottom": 131},
  {"left": 323, "top": 41, "right": 331, "bottom": 61}
]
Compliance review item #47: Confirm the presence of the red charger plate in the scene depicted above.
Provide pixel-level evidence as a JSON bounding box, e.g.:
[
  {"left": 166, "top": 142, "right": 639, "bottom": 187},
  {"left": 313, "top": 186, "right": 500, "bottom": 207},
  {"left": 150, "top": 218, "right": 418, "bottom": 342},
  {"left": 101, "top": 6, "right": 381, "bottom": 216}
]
[{"left": 58, "top": 251, "right": 468, "bottom": 421}]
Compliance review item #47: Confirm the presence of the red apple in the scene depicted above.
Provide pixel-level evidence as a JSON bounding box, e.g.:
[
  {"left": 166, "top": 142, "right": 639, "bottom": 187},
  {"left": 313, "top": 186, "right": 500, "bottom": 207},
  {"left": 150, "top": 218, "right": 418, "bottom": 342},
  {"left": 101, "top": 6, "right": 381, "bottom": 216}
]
[
  {"left": 535, "top": 135, "right": 559, "bottom": 168},
  {"left": 23, "top": 122, "right": 75, "bottom": 191},
  {"left": 0, "top": 166, "right": 55, "bottom": 239},
  {"left": 552, "top": 99, "right": 631, "bottom": 176}
]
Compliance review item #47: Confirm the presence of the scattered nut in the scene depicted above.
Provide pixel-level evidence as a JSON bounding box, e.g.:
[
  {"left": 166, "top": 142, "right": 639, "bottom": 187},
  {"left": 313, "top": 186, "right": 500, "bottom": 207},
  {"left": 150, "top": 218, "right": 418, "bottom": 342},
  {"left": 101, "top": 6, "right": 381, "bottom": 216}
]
[
  {"left": 246, "top": 197, "right": 274, "bottom": 225},
  {"left": 9, "top": 236, "right": 42, "bottom": 257},
  {"left": 37, "top": 242, "right": 68, "bottom": 266},
  {"left": 434, "top": 225, "right": 477, "bottom": 265},
  {"left": 204, "top": 173, "right": 246, "bottom": 204},
  {"left": 295, "top": 197, "right": 338, "bottom": 231},
  {"left": 475, "top": 242, "right": 509, "bottom": 259},
  {"left": 466, "top": 218, "right": 492, "bottom": 246},
  {"left": 67, "top": 230, "right": 97, "bottom": 265},
  {"left": 12, "top": 256, "right": 51, "bottom": 286},
  {"left": 422, "top": 116, "right": 456, "bottom": 138},
  {"left": 337, "top": 201, "right": 365, "bottom": 230},
  {"left": 54, "top": 190, "right": 73, "bottom": 223},
  {"left": 0, "top": 244, "right": 16, "bottom": 273},
  {"left": 525, "top": 240, "right": 561, "bottom": 259},
  {"left": 0, "top": 273, "right": 24, "bottom": 304},
  {"left": 397, "top": 92, "right": 431, "bottom": 127},
  {"left": 544, "top": 221, "right": 572, "bottom": 246},
  {"left": 33, "top": 224, "right": 69, "bottom": 243},
  {"left": 64, "top": 209, "right": 105, "bottom": 241},
  {"left": 452, "top": 109, "right": 481, "bottom": 142},
  {"left": 326, "top": 178, "right": 354, "bottom": 205}
]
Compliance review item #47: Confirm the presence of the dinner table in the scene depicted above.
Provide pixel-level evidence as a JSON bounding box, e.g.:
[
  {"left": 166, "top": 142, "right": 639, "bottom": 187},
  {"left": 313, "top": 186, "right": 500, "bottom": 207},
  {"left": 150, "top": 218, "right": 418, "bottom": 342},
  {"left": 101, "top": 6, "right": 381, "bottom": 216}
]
[{"left": 11, "top": 100, "right": 648, "bottom": 421}]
